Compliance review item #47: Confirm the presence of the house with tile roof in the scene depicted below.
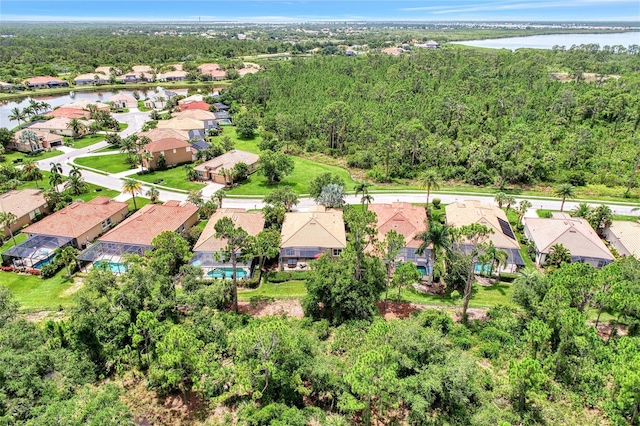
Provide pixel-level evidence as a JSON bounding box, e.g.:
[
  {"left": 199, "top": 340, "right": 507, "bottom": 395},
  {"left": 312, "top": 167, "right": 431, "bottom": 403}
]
[
  {"left": 28, "top": 117, "right": 90, "bottom": 137},
  {"left": 139, "top": 138, "right": 192, "bottom": 170},
  {"left": 3, "top": 197, "right": 129, "bottom": 269},
  {"left": 197, "top": 63, "right": 227, "bottom": 80},
  {"left": 144, "top": 90, "right": 178, "bottom": 110},
  {"left": 177, "top": 101, "right": 212, "bottom": 112},
  {"left": 194, "top": 149, "right": 259, "bottom": 184},
  {"left": 64, "top": 100, "right": 111, "bottom": 112},
  {"left": 157, "top": 117, "right": 206, "bottom": 132},
  {"left": 74, "top": 73, "right": 109, "bottom": 86},
  {"left": 446, "top": 200, "right": 525, "bottom": 272},
  {"left": 45, "top": 107, "right": 90, "bottom": 120},
  {"left": 109, "top": 93, "right": 138, "bottom": 109},
  {"left": 178, "top": 94, "right": 204, "bottom": 105},
  {"left": 172, "top": 110, "right": 218, "bottom": 131},
  {"left": 368, "top": 202, "right": 431, "bottom": 276},
  {"left": 10, "top": 129, "right": 64, "bottom": 152},
  {"left": 138, "top": 128, "right": 189, "bottom": 143},
  {"left": 524, "top": 214, "right": 614, "bottom": 267},
  {"left": 0, "top": 189, "right": 50, "bottom": 238},
  {"left": 158, "top": 70, "right": 188, "bottom": 82},
  {"left": 191, "top": 209, "right": 266, "bottom": 278},
  {"left": 279, "top": 206, "right": 347, "bottom": 270},
  {"left": 605, "top": 221, "right": 640, "bottom": 259},
  {"left": 24, "top": 76, "right": 68, "bottom": 89},
  {"left": 77, "top": 201, "right": 198, "bottom": 270}
]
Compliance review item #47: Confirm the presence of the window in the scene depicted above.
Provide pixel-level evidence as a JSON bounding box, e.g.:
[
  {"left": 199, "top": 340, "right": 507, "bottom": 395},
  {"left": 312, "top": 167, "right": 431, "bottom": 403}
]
[
  {"left": 176, "top": 224, "right": 185, "bottom": 233},
  {"left": 101, "top": 218, "right": 112, "bottom": 230},
  {"left": 173, "top": 149, "right": 177, "bottom": 153},
  {"left": 332, "top": 249, "right": 342, "bottom": 256}
]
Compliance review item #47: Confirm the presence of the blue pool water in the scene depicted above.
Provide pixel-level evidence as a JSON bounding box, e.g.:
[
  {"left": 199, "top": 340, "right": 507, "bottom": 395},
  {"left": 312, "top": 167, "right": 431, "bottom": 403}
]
[
  {"left": 95, "top": 260, "right": 127, "bottom": 273},
  {"left": 474, "top": 264, "right": 491, "bottom": 274},
  {"left": 417, "top": 266, "right": 430, "bottom": 276},
  {"left": 218, "top": 119, "right": 232, "bottom": 125},
  {"left": 33, "top": 257, "right": 54, "bottom": 269},
  {"left": 208, "top": 268, "right": 247, "bottom": 279}
]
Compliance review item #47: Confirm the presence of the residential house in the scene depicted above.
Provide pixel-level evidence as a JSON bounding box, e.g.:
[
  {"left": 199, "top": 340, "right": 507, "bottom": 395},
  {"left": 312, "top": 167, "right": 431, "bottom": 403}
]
[
  {"left": 279, "top": 206, "right": 347, "bottom": 270},
  {"left": 172, "top": 110, "right": 218, "bottom": 131},
  {"left": 157, "top": 117, "right": 205, "bottom": 132},
  {"left": 138, "top": 127, "right": 189, "bottom": 143},
  {"left": 77, "top": 201, "right": 198, "bottom": 270},
  {"left": 118, "top": 70, "right": 155, "bottom": 84},
  {"left": 139, "top": 137, "right": 192, "bottom": 169},
  {"left": 213, "top": 111, "right": 231, "bottom": 124},
  {"left": 95, "top": 66, "right": 118, "bottom": 76},
  {"left": 382, "top": 47, "right": 405, "bottom": 55},
  {"left": 28, "top": 117, "right": 90, "bottom": 138},
  {"left": 190, "top": 140, "right": 211, "bottom": 159},
  {"left": 74, "top": 73, "right": 109, "bottom": 86},
  {"left": 3, "top": 197, "right": 129, "bottom": 269},
  {"left": 158, "top": 70, "right": 188, "bottom": 82},
  {"left": 24, "top": 76, "right": 68, "bottom": 89},
  {"left": 368, "top": 202, "right": 431, "bottom": 276},
  {"left": 109, "top": 93, "right": 138, "bottom": 109},
  {"left": 64, "top": 100, "right": 111, "bottom": 112},
  {"left": 177, "top": 101, "right": 211, "bottom": 112},
  {"left": 212, "top": 102, "right": 230, "bottom": 111},
  {"left": 132, "top": 65, "right": 153, "bottom": 73},
  {"left": 178, "top": 94, "right": 204, "bottom": 105},
  {"left": 446, "top": 200, "right": 525, "bottom": 273},
  {"left": 238, "top": 67, "right": 260, "bottom": 77},
  {"left": 144, "top": 90, "right": 178, "bottom": 110},
  {"left": 194, "top": 149, "right": 259, "bottom": 183},
  {"left": 0, "top": 189, "right": 50, "bottom": 238},
  {"left": 524, "top": 214, "right": 614, "bottom": 267},
  {"left": 11, "top": 128, "right": 64, "bottom": 152},
  {"left": 414, "top": 40, "right": 440, "bottom": 49},
  {"left": 605, "top": 221, "right": 640, "bottom": 259},
  {"left": 45, "top": 107, "right": 90, "bottom": 120},
  {"left": 0, "top": 81, "right": 14, "bottom": 92},
  {"left": 191, "top": 209, "right": 266, "bottom": 278},
  {"left": 197, "top": 63, "right": 227, "bottom": 80}
]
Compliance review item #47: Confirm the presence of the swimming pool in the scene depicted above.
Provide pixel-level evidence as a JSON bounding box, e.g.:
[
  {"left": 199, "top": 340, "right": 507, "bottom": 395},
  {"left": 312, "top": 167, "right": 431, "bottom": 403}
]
[
  {"left": 95, "top": 260, "right": 127, "bottom": 274},
  {"left": 417, "top": 266, "right": 431, "bottom": 276},
  {"left": 474, "top": 263, "right": 491, "bottom": 274},
  {"left": 33, "top": 257, "right": 54, "bottom": 269},
  {"left": 218, "top": 119, "right": 232, "bottom": 125},
  {"left": 207, "top": 268, "right": 247, "bottom": 279}
]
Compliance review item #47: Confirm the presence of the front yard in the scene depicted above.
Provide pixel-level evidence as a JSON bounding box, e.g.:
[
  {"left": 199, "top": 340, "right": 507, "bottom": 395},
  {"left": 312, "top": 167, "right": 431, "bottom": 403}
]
[
  {"left": 3, "top": 150, "right": 64, "bottom": 163},
  {"left": 74, "top": 153, "right": 132, "bottom": 174},
  {"left": 135, "top": 167, "right": 206, "bottom": 191},
  {"left": 64, "top": 134, "right": 104, "bottom": 149}
]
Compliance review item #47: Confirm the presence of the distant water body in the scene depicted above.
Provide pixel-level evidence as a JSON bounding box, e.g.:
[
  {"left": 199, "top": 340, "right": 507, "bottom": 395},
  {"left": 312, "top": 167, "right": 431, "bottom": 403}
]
[{"left": 452, "top": 32, "right": 640, "bottom": 50}]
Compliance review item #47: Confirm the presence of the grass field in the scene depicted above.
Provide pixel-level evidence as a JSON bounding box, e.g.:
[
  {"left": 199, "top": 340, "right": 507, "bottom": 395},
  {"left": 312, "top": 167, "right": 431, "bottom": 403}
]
[
  {"left": 134, "top": 167, "right": 206, "bottom": 191},
  {"left": 0, "top": 270, "right": 77, "bottom": 311},
  {"left": 1, "top": 233, "right": 27, "bottom": 252},
  {"left": 238, "top": 280, "right": 308, "bottom": 300},
  {"left": 65, "top": 134, "right": 104, "bottom": 149},
  {"left": 128, "top": 196, "right": 151, "bottom": 211},
  {"left": 3, "top": 150, "right": 64, "bottom": 163},
  {"left": 74, "top": 153, "right": 132, "bottom": 174},
  {"left": 73, "top": 184, "right": 120, "bottom": 202}
]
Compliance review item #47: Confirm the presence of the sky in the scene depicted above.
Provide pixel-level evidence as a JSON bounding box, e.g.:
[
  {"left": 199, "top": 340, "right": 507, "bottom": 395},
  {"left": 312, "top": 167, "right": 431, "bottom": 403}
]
[{"left": 1, "top": 0, "right": 639, "bottom": 23}]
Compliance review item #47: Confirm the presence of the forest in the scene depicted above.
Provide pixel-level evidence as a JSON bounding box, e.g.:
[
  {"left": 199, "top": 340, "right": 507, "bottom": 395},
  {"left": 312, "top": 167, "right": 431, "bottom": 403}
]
[
  {"left": 228, "top": 46, "right": 640, "bottom": 194},
  {"left": 1, "top": 222, "right": 640, "bottom": 425}
]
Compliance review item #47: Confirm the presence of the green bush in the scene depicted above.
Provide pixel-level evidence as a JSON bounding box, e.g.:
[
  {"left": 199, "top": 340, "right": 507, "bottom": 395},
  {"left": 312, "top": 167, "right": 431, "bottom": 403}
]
[
  {"left": 432, "top": 198, "right": 441, "bottom": 209},
  {"left": 238, "top": 276, "right": 260, "bottom": 289},
  {"left": 40, "top": 262, "right": 61, "bottom": 279}
]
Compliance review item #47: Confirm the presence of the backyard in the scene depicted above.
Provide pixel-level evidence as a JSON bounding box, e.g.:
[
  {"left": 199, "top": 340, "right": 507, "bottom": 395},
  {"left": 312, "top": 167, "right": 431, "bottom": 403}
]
[{"left": 0, "top": 270, "right": 77, "bottom": 311}]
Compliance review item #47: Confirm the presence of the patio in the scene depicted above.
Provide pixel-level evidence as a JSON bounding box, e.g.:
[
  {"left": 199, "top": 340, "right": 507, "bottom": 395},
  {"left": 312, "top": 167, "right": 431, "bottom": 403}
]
[{"left": 2, "top": 235, "right": 73, "bottom": 269}]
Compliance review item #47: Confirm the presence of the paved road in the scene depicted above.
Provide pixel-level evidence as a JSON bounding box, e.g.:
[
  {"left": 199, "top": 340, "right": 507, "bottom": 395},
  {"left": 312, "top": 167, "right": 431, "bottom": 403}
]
[{"left": 33, "top": 110, "right": 640, "bottom": 217}]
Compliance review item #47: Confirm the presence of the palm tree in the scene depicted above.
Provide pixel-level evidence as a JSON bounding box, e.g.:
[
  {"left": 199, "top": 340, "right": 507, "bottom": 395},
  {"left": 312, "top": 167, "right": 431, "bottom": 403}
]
[
  {"left": 214, "top": 188, "right": 227, "bottom": 208},
  {"left": 547, "top": 243, "right": 571, "bottom": 268},
  {"left": 417, "top": 169, "right": 441, "bottom": 207},
  {"left": 9, "top": 107, "right": 26, "bottom": 126},
  {"left": 38, "top": 101, "right": 51, "bottom": 115},
  {"left": 483, "top": 241, "right": 509, "bottom": 280},
  {"left": 354, "top": 181, "right": 372, "bottom": 209},
  {"left": 145, "top": 187, "right": 160, "bottom": 204},
  {"left": 122, "top": 178, "right": 143, "bottom": 210},
  {"left": 187, "top": 189, "right": 204, "bottom": 207},
  {"left": 494, "top": 191, "right": 508, "bottom": 209},
  {"left": 571, "top": 202, "right": 592, "bottom": 218},
  {"left": 517, "top": 200, "right": 532, "bottom": 225},
  {"left": 67, "top": 118, "right": 86, "bottom": 139},
  {"left": 54, "top": 246, "right": 78, "bottom": 278},
  {"left": 0, "top": 212, "right": 18, "bottom": 246},
  {"left": 555, "top": 183, "right": 576, "bottom": 212},
  {"left": 19, "top": 130, "right": 41, "bottom": 152},
  {"left": 64, "top": 173, "right": 88, "bottom": 195},
  {"left": 184, "top": 164, "right": 198, "bottom": 181},
  {"left": 505, "top": 195, "right": 516, "bottom": 212},
  {"left": 22, "top": 161, "right": 43, "bottom": 188},
  {"left": 416, "top": 221, "right": 454, "bottom": 286},
  {"left": 140, "top": 151, "right": 153, "bottom": 172},
  {"left": 68, "top": 164, "right": 82, "bottom": 179}
]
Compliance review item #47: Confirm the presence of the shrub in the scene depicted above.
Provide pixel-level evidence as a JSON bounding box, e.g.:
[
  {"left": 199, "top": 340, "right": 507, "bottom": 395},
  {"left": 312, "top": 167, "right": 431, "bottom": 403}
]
[
  {"left": 432, "top": 198, "right": 441, "bottom": 209},
  {"left": 40, "top": 263, "right": 61, "bottom": 278},
  {"left": 238, "top": 276, "right": 260, "bottom": 289}
]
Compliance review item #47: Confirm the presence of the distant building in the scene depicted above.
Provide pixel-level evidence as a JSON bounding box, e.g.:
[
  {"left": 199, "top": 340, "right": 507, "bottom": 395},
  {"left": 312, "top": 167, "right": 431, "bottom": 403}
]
[
  {"left": 605, "top": 221, "right": 640, "bottom": 259},
  {"left": 74, "top": 73, "right": 109, "bottom": 86},
  {"left": 139, "top": 137, "right": 192, "bottom": 169},
  {"left": 11, "top": 128, "right": 64, "bottom": 152},
  {"left": 0, "top": 189, "right": 50, "bottom": 237},
  {"left": 197, "top": 63, "right": 227, "bottom": 81},
  {"left": 194, "top": 149, "right": 259, "bottom": 183},
  {"left": 24, "top": 76, "right": 68, "bottom": 89},
  {"left": 109, "top": 93, "right": 138, "bottom": 109}
]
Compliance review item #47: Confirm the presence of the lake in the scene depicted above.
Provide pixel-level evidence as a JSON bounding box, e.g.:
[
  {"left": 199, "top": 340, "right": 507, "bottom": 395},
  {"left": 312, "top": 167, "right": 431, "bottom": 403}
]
[
  {"left": 0, "top": 87, "right": 192, "bottom": 128},
  {"left": 452, "top": 32, "right": 640, "bottom": 50}
]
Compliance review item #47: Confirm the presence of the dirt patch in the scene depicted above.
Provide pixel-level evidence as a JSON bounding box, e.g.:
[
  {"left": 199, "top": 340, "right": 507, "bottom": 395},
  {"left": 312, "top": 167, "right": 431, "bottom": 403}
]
[
  {"left": 589, "top": 321, "right": 628, "bottom": 339},
  {"left": 20, "top": 310, "right": 66, "bottom": 323},
  {"left": 549, "top": 72, "right": 620, "bottom": 83},
  {"left": 61, "top": 277, "right": 84, "bottom": 297},
  {"left": 238, "top": 299, "right": 304, "bottom": 318},
  {"left": 378, "top": 301, "right": 429, "bottom": 320}
]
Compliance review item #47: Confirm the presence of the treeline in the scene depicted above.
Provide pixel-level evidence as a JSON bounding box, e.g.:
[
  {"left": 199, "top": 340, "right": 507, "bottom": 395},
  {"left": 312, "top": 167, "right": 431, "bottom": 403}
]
[
  {"left": 1, "top": 228, "right": 640, "bottom": 424},
  {"left": 229, "top": 48, "right": 640, "bottom": 191}
]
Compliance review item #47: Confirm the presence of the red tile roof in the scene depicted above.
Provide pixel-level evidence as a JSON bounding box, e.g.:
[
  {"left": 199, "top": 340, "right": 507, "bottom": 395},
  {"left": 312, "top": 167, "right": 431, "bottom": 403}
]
[
  {"left": 98, "top": 202, "right": 198, "bottom": 246},
  {"left": 177, "top": 101, "right": 211, "bottom": 112},
  {"left": 139, "top": 137, "right": 191, "bottom": 154},
  {"left": 45, "top": 107, "right": 90, "bottom": 119},
  {"left": 23, "top": 197, "right": 129, "bottom": 239},
  {"left": 26, "top": 76, "right": 66, "bottom": 84},
  {"left": 368, "top": 202, "right": 427, "bottom": 249}
]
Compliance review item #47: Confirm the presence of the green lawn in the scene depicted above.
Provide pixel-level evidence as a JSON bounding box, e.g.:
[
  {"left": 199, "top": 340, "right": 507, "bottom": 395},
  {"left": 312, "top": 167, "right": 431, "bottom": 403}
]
[
  {"left": 0, "top": 270, "right": 77, "bottom": 311},
  {"left": 135, "top": 167, "right": 206, "bottom": 191},
  {"left": 94, "top": 145, "right": 121, "bottom": 153},
  {"left": 238, "top": 280, "right": 308, "bottom": 300},
  {"left": 72, "top": 184, "right": 119, "bottom": 202},
  {"left": 209, "top": 127, "right": 261, "bottom": 154},
  {"left": 129, "top": 197, "right": 151, "bottom": 211},
  {"left": 3, "top": 150, "right": 64, "bottom": 163},
  {"left": 74, "top": 153, "right": 132, "bottom": 174},
  {"left": 1, "top": 233, "right": 27, "bottom": 252},
  {"left": 118, "top": 123, "right": 129, "bottom": 131},
  {"left": 137, "top": 100, "right": 151, "bottom": 112},
  {"left": 65, "top": 134, "right": 104, "bottom": 149},
  {"left": 228, "top": 157, "right": 355, "bottom": 196}
]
